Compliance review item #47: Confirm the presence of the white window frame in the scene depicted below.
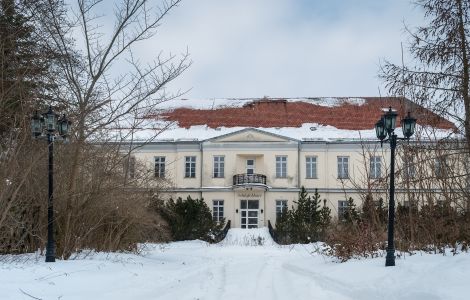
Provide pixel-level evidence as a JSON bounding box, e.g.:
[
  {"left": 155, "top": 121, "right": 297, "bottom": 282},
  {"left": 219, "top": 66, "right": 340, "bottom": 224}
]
[
  {"left": 246, "top": 159, "right": 255, "bottom": 175},
  {"left": 276, "top": 200, "right": 288, "bottom": 219},
  {"left": 337, "top": 156, "right": 349, "bottom": 179},
  {"left": 404, "top": 156, "right": 415, "bottom": 179},
  {"left": 213, "top": 200, "right": 224, "bottom": 222},
  {"left": 185, "top": 156, "right": 196, "bottom": 178},
  {"left": 338, "top": 200, "right": 348, "bottom": 219},
  {"left": 276, "top": 156, "right": 287, "bottom": 178},
  {"left": 154, "top": 156, "right": 165, "bottom": 178},
  {"left": 370, "top": 156, "right": 381, "bottom": 179},
  {"left": 306, "top": 156, "right": 317, "bottom": 179},
  {"left": 213, "top": 156, "right": 225, "bottom": 178}
]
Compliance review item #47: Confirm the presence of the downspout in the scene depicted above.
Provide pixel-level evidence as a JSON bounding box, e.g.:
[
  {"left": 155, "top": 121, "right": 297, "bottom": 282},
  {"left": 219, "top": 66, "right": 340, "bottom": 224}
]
[
  {"left": 200, "top": 142, "right": 203, "bottom": 199},
  {"left": 297, "top": 141, "right": 301, "bottom": 189}
]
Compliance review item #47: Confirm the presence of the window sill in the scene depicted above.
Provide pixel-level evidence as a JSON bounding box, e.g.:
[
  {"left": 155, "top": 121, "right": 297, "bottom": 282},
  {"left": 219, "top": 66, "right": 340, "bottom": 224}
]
[{"left": 305, "top": 177, "right": 318, "bottom": 179}]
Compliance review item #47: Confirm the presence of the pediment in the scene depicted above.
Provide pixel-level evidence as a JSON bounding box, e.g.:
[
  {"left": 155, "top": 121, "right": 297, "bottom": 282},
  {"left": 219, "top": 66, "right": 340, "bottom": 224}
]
[{"left": 207, "top": 128, "right": 295, "bottom": 143}]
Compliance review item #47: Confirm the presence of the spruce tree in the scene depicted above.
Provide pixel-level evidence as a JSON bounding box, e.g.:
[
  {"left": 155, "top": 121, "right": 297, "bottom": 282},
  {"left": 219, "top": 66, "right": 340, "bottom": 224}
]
[
  {"left": 158, "top": 196, "right": 224, "bottom": 242},
  {"left": 276, "top": 187, "right": 326, "bottom": 243},
  {"left": 319, "top": 199, "right": 332, "bottom": 240},
  {"left": 343, "top": 197, "right": 360, "bottom": 224}
]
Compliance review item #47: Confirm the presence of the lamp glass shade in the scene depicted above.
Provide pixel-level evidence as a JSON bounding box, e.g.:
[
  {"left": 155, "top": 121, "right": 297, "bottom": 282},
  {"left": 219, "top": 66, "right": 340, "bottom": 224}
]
[
  {"left": 31, "top": 111, "right": 42, "bottom": 137},
  {"left": 383, "top": 107, "right": 398, "bottom": 132},
  {"left": 44, "top": 106, "right": 57, "bottom": 132},
  {"left": 375, "top": 118, "right": 387, "bottom": 140},
  {"left": 58, "top": 115, "right": 70, "bottom": 136},
  {"left": 401, "top": 112, "right": 417, "bottom": 138}
]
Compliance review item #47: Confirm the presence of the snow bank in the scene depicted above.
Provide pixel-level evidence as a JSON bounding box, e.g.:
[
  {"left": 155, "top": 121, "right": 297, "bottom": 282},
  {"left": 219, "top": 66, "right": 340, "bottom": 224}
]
[
  {"left": 218, "top": 228, "right": 277, "bottom": 246},
  {"left": 1, "top": 242, "right": 469, "bottom": 300}
]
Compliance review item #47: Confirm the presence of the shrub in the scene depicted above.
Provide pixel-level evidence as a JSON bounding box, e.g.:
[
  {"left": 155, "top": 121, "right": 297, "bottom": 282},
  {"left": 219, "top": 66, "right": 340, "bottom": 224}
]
[
  {"left": 275, "top": 187, "right": 331, "bottom": 244},
  {"left": 158, "top": 196, "right": 224, "bottom": 242}
]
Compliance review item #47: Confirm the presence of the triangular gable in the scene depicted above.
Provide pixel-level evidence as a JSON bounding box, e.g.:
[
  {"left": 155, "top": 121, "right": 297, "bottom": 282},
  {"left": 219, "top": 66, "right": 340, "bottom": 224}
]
[{"left": 206, "top": 128, "right": 298, "bottom": 143}]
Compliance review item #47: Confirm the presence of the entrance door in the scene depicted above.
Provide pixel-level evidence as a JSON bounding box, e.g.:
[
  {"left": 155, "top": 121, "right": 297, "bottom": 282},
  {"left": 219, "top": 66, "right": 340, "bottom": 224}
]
[{"left": 240, "top": 200, "right": 259, "bottom": 228}]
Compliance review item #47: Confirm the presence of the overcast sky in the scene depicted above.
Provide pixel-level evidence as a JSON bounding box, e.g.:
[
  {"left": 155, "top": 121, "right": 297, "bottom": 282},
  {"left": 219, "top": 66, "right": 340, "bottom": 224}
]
[{"left": 115, "top": 0, "right": 424, "bottom": 99}]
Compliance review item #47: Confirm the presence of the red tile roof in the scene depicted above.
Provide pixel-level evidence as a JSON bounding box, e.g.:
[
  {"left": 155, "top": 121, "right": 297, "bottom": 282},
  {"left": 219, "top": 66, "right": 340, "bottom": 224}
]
[{"left": 160, "top": 97, "right": 456, "bottom": 131}]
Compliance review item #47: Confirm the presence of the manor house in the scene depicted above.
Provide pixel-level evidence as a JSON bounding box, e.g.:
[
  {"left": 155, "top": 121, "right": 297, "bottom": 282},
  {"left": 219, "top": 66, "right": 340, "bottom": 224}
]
[{"left": 127, "top": 97, "right": 456, "bottom": 228}]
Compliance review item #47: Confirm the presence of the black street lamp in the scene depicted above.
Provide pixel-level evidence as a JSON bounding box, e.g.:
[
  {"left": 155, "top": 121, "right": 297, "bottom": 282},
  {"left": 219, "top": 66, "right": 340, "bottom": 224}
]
[
  {"left": 31, "top": 106, "right": 71, "bottom": 262},
  {"left": 375, "top": 107, "right": 416, "bottom": 267}
]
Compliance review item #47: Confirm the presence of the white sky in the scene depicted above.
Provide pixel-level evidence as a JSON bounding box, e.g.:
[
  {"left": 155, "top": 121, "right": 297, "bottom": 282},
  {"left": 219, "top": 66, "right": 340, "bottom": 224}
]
[{"left": 87, "top": 0, "right": 424, "bottom": 99}]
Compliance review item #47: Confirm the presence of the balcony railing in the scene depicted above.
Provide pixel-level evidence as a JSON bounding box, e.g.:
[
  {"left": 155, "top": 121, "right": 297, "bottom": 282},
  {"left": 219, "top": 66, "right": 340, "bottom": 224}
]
[{"left": 233, "top": 173, "right": 267, "bottom": 185}]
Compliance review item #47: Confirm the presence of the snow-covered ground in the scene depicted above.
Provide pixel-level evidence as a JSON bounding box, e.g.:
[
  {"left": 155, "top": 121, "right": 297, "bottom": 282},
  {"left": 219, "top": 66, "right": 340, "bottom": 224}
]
[{"left": 1, "top": 228, "right": 469, "bottom": 300}]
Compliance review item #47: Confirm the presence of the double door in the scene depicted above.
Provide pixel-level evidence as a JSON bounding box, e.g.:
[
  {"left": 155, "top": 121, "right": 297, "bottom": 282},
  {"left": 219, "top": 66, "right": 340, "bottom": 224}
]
[{"left": 240, "top": 199, "right": 259, "bottom": 229}]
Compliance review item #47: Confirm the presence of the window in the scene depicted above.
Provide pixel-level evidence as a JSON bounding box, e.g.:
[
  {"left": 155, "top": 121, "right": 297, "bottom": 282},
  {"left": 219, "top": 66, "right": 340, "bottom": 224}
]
[
  {"left": 306, "top": 156, "right": 317, "bottom": 179},
  {"left": 246, "top": 159, "right": 255, "bottom": 175},
  {"left": 370, "top": 156, "right": 381, "bottom": 179},
  {"left": 213, "top": 156, "right": 225, "bottom": 178},
  {"left": 404, "top": 157, "right": 415, "bottom": 179},
  {"left": 185, "top": 156, "right": 196, "bottom": 178},
  {"left": 337, "top": 156, "right": 349, "bottom": 179},
  {"left": 213, "top": 200, "right": 224, "bottom": 222},
  {"left": 154, "top": 156, "right": 165, "bottom": 178},
  {"left": 276, "top": 156, "right": 287, "bottom": 178},
  {"left": 338, "top": 200, "right": 348, "bottom": 220},
  {"left": 276, "top": 200, "right": 288, "bottom": 220}
]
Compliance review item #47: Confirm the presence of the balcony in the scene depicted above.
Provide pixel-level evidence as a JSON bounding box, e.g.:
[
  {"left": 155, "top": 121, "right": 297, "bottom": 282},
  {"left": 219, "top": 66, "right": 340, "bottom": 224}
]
[{"left": 232, "top": 173, "right": 268, "bottom": 190}]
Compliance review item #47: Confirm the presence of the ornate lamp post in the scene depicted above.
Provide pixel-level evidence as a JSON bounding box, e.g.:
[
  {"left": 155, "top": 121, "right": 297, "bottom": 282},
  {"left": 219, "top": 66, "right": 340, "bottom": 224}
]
[
  {"left": 31, "top": 106, "right": 71, "bottom": 262},
  {"left": 375, "top": 107, "right": 416, "bottom": 267}
]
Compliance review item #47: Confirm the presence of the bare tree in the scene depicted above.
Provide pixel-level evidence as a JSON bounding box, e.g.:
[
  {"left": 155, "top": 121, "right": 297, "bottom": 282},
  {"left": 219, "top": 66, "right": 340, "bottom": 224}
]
[{"left": 380, "top": 0, "right": 470, "bottom": 150}]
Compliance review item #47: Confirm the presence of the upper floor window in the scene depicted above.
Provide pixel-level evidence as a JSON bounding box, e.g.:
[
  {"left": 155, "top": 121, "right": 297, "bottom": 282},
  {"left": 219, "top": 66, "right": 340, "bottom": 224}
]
[
  {"left": 337, "top": 156, "right": 349, "bottom": 179},
  {"left": 213, "top": 200, "right": 224, "bottom": 222},
  {"left": 246, "top": 159, "right": 255, "bottom": 175},
  {"left": 276, "top": 200, "right": 288, "bottom": 220},
  {"left": 213, "top": 156, "right": 225, "bottom": 178},
  {"left": 185, "top": 156, "right": 196, "bottom": 178},
  {"left": 276, "top": 156, "right": 287, "bottom": 178},
  {"left": 306, "top": 156, "right": 317, "bottom": 179},
  {"left": 154, "top": 156, "right": 165, "bottom": 178},
  {"left": 370, "top": 156, "right": 381, "bottom": 179}
]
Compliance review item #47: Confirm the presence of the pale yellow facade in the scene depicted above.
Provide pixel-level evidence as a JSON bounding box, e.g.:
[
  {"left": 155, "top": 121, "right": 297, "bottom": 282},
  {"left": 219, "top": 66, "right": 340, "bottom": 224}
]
[{"left": 132, "top": 128, "right": 397, "bottom": 228}]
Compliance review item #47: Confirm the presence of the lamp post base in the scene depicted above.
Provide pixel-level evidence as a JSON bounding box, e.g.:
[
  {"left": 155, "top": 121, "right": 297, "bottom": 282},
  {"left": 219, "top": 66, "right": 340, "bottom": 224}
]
[
  {"left": 45, "top": 255, "right": 55, "bottom": 262},
  {"left": 385, "top": 249, "right": 395, "bottom": 266}
]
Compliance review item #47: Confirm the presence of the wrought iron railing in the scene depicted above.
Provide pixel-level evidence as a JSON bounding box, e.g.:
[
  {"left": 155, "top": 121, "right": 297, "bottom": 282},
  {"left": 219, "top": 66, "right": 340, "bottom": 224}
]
[
  {"left": 215, "top": 220, "right": 231, "bottom": 242},
  {"left": 232, "top": 173, "right": 267, "bottom": 185},
  {"left": 268, "top": 220, "right": 278, "bottom": 243}
]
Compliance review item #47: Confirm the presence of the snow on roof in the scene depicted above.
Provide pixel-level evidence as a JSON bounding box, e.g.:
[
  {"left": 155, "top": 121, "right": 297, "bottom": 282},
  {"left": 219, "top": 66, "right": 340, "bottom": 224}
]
[
  {"left": 124, "top": 97, "right": 458, "bottom": 143},
  {"left": 155, "top": 97, "right": 367, "bottom": 111},
  {"left": 126, "top": 122, "right": 455, "bottom": 143}
]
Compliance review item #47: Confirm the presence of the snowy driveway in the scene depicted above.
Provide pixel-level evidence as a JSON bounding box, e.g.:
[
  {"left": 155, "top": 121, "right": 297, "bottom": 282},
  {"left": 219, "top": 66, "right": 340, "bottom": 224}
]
[{"left": 1, "top": 229, "right": 469, "bottom": 300}]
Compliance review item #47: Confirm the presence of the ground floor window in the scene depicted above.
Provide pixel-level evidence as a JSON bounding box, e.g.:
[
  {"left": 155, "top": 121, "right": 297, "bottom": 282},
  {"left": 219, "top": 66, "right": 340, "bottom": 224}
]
[
  {"left": 338, "top": 200, "right": 348, "bottom": 220},
  {"left": 276, "top": 200, "right": 288, "bottom": 220},
  {"left": 213, "top": 200, "right": 224, "bottom": 222}
]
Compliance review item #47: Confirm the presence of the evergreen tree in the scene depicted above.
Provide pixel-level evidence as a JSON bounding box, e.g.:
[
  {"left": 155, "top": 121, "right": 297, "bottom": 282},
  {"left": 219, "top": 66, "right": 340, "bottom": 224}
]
[
  {"left": 319, "top": 199, "right": 332, "bottom": 240},
  {"left": 275, "top": 187, "right": 326, "bottom": 244},
  {"left": 343, "top": 197, "right": 360, "bottom": 224},
  {"left": 0, "top": 0, "right": 57, "bottom": 137},
  {"left": 158, "top": 196, "right": 224, "bottom": 242}
]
